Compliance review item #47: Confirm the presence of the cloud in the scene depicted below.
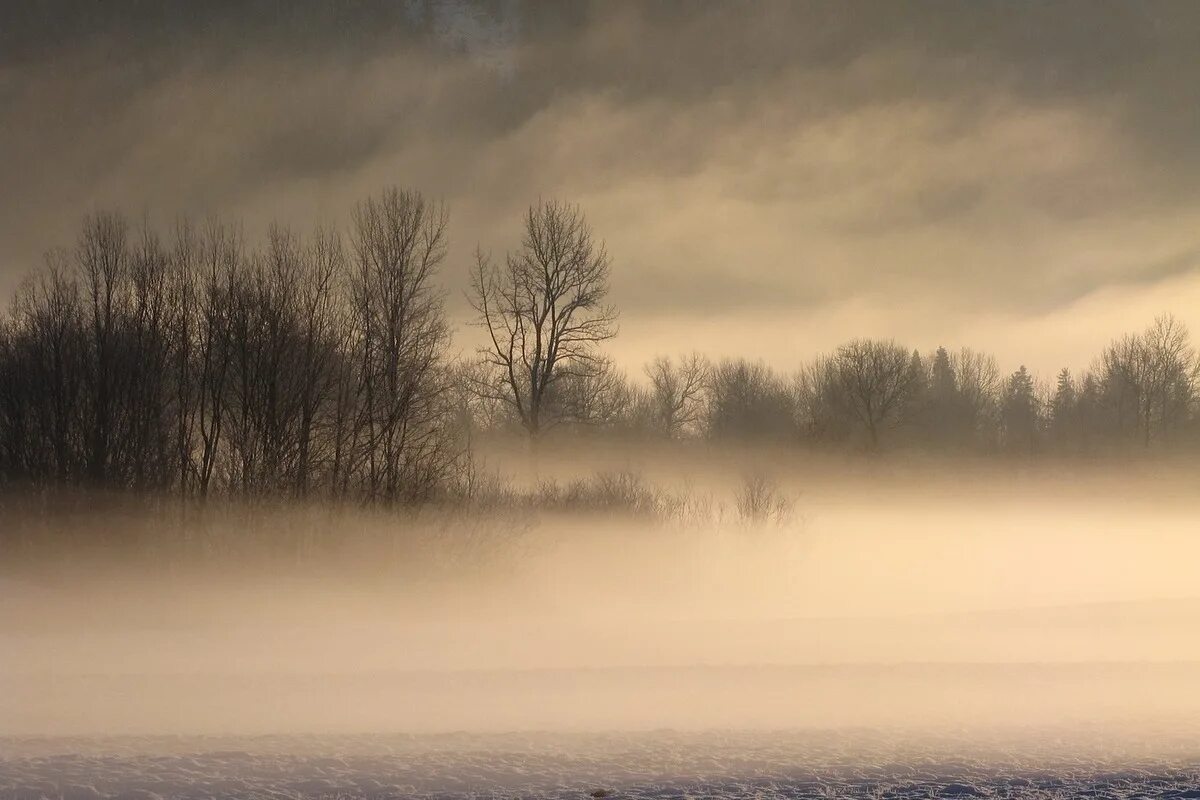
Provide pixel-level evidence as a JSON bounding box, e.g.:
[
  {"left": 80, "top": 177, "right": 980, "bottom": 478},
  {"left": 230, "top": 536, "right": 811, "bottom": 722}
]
[{"left": 3, "top": 1, "right": 1200, "bottom": 376}]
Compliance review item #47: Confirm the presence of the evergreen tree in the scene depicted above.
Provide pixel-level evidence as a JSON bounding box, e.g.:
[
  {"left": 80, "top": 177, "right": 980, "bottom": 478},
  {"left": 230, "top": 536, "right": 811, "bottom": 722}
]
[
  {"left": 1001, "top": 365, "right": 1039, "bottom": 453},
  {"left": 923, "top": 346, "right": 958, "bottom": 447},
  {"left": 901, "top": 349, "right": 928, "bottom": 435},
  {"left": 931, "top": 346, "right": 956, "bottom": 400},
  {"left": 1077, "top": 371, "right": 1103, "bottom": 452},
  {"left": 1049, "top": 368, "right": 1078, "bottom": 450}
]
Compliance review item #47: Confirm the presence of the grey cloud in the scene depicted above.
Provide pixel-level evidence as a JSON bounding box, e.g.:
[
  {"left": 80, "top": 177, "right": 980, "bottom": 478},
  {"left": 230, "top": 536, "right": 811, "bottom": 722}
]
[{"left": 3, "top": 0, "right": 1200, "bottom": 363}]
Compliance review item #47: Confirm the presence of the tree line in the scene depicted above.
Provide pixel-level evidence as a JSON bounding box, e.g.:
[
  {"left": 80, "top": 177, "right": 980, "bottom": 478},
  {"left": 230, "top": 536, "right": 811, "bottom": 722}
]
[
  {"left": 509, "top": 318, "right": 1198, "bottom": 457},
  {"left": 1, "top": 188, "right": 1197, "bottom": 505},
  {"left": 0, "top": 189, "right": 457, "bottom": 502}
]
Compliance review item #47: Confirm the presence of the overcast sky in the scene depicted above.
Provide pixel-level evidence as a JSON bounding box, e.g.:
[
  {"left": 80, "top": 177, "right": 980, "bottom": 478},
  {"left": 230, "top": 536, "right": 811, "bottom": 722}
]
[{"left": 3, "top": 0, "right": 1200, "bottom": 377}]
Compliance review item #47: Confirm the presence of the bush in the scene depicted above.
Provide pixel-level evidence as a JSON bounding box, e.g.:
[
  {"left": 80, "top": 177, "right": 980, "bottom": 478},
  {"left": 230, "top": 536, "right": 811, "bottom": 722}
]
[
  {"left": 533, "top": 470, "right": 675, "bottom": 519},
  {"left": 734, "top": 472, "right": 793, "bottom": 526}
]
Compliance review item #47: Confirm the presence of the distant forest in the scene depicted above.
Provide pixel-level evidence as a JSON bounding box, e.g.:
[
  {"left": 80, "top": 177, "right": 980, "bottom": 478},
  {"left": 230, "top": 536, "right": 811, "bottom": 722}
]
[{"left": 1, "top": 188, "right": 1197, "bottom": 504}]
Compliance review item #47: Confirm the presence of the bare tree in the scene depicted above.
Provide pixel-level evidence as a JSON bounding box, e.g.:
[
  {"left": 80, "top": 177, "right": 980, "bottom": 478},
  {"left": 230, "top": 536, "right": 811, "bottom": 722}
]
[
  {"left": 644, "top": 353, "right": 709, "bottom": 439},
  {"left": 291, "top": 228, "right": 345, "bottom": 497},
  {"left": 1, "top": 261, "right": 87, "bottom": 482},
  {"left": 1099, "top": 314, "right": 1197, "bottom": 447},
  {"left": 1140, "top": 314, "right": 1197, "bottom": 445},
  {"left": 830, "top": 338, "right": 918, "bottom": 449},
  {"left": 224, "top": 225, "right": 308, "bottom": 495},
  {"left": 191, "top": 220, "right": 243, "bottom": 497},
  {"left": 0, "top": 194, "right": 464, "bottom": 506},
  {"left": 797, "top": 354, "right": 860, "bottom": 444},
  {"left": 122, "top": 223, "right": 174, "bottom": 489},
  {"left": 469, "top": 200, "right": 617, "bottom": 438},
  {"left": 76, "top": 213, "right": 129, "bottom": 484},
  {"left": 549, "top": 355, "right": 635, "bottom": 430},
  {"left": 347, "top": 188, "right": 454, "bottom": 503},
  {"left": 950, "top": 347, "right": 1001, "bottom": 446},
  {"left": 706, "top": 358, "right": 794, "bottom": 441}
]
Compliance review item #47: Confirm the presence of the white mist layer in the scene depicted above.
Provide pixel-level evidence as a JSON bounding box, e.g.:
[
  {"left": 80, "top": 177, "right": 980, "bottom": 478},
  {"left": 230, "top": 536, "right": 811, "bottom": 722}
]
[{"left": 4, "top": 455, "right": 1200, "bottom": 736}]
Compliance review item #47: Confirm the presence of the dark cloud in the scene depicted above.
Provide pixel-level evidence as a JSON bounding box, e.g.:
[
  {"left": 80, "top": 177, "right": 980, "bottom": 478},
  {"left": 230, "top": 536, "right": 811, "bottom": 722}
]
[{"left": 3, "top": 1, "right": 1200, "bottom": 372}]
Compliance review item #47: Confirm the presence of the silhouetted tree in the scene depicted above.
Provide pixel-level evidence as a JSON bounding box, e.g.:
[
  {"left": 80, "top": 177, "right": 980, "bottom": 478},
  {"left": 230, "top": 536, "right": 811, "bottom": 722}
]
[
  {"left": 548, "top": 356, "right": 636, "bottom": 430},
  {"left": 950, "top": 347, "right": 1001, "bottom": 449},
  {"left": 899, "top": 349, "right": 928, "bottom": 438},
  {"left": 469, "top": 200, "right": 617, "bottom": 438},
  {"left": 644, "top": 353, "right": 709, "bottom": 439},
  {"left": 1001, "top": 365, "right": 1040, "bottom": 453},
  {"left": 920, "top": 346, "right": 959, "bottom": 447},
  {"left": 77, "top": 213, "right": 129, "bottom": 484},
  {"left": 1049, "top": 368, "right": 1078, "bottom": 450},
  {"left": 1097, "top": 315, "right": 1197, "bottom": 448},
  {"left": 796, "top": 355, "right": 853, "bottom": 444},
  {"left": 829, "top": 339, "right": 918, "bottom": 449},
  {"left": 8, "top": 194, "right": 1200, "bottom": 512},
  {"left": 347, "top": 188, "right": 456, "bottom": 503},
  {"left": 707, "top": 359, "right": 794, "bottom": 441}
]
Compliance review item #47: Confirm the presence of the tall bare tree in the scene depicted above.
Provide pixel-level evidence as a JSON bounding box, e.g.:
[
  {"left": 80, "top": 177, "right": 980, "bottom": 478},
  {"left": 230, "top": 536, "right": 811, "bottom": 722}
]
[
  {"left": 348, "top": 188, "right": 454, "bottom": 503},
  {"left": 469, "top": 200, "right": 617, "bottom": 438},
  {"left": 122, "top": 224, "right": 174, "bottom": 489},
  {"left": 168, "top": 221, "right": 200, "bottom": 495},
  {"left": 192, "top": 220, "right": 243, "bottom": 497},
  {"left": 291, "top": 228, "right": 345, "bottom": 498},
  {"left": 76, "top": 213, "right": 129, "bottom": 484}
]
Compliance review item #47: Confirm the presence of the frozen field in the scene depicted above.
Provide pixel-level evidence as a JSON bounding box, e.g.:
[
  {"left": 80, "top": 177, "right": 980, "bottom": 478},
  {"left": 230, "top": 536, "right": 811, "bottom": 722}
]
[
  {"left": 4, "top": 728, "right": 1200, "bottom": 799},
  {"left": 6, "top": 490, "right": 1200, "bottom": 799}
]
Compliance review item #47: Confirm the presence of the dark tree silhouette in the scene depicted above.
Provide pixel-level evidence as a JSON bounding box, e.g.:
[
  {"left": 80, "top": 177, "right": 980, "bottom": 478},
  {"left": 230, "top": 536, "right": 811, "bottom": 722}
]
[
  {"left": 0, "top": 189, "right": 461, "bottom": 506},
  {"left": 4, "top": 192, "right": 1200, "bottom": 519},
  {"left": 1098, "top": 315, "right": 1197, "bottom": 447},
  {"left": 1049, "top": 368, "right": 1079, "bottom": 450},
  {"left": 706, "top": 359, "right": 794, "bottom": 442},
  {"left": 644, "top": 353, "right": 709, "bottom": 439},
  {"left": 469, "top": 200, "right": 617, "bottom": 438},
  {"left": 1001, "top": 365, "right": 1040, "bottom": 453},
  {"left": 347, "top": 188, "right": 456, "bottom": 503},
  {"left": 830, "top": 339, "right": 919, "bottom": 449}
]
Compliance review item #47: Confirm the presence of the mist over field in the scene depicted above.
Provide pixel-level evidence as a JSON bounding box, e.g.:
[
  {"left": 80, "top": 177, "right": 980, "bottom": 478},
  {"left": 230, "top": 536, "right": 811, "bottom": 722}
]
[
  {"left": 6, "top": 449, "right": 1200, "bottom": 741},
  {"left": 5, "top": 2, "right": 1200, "bottom": 798}
]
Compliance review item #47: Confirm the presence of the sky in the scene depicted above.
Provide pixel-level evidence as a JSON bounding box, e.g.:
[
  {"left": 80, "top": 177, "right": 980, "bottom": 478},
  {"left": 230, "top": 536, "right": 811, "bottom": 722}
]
[{"left": 3, "top": 0, "right": 1200, "bottom": 379}]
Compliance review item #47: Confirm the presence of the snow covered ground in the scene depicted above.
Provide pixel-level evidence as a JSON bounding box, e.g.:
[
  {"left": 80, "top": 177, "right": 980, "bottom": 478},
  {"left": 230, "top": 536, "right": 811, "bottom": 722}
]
[
  {"left": 7, "top": 600, "right": 1200, "bottom": 797},
  {"left": 6, "top": 486, "right": 1200, "bottom": 798},
  {"left": 4, "top": 728, "right": 1200, "bottom": 799}
]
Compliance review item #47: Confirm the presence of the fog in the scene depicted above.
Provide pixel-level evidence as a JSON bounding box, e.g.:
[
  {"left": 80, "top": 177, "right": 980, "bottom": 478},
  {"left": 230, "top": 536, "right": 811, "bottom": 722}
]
[{"left": 5, "top": 445, "right": 1200, "bottom": 738}]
